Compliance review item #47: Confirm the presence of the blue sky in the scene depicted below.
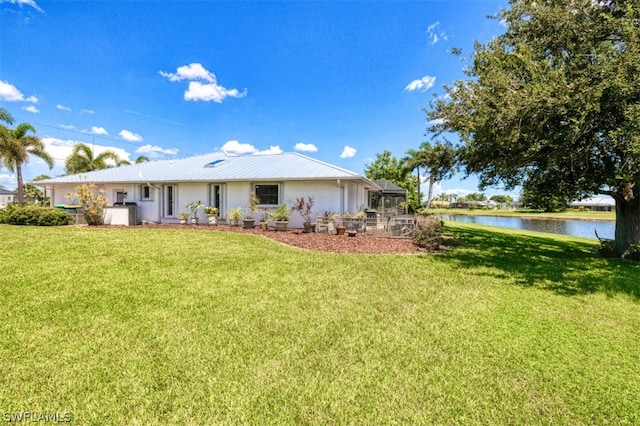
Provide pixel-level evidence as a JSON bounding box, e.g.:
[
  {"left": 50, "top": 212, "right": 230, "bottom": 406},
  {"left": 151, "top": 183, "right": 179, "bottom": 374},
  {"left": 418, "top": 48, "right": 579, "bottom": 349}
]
[{"left": 0, "top": 0, "right": 512, "bottom": 197}]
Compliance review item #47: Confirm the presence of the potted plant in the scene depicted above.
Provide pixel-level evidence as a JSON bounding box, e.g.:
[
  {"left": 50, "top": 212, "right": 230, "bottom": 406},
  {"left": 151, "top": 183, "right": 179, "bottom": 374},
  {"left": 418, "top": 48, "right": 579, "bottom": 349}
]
[
  {"left": 243, "top": 194, "right": 260, "bottom": 229},
  {"left": 204, "top": 206, "right": 219, "bottom": 225},
  {"left": 332, "top": 213, "right": 346, "bottom": 235},
  {"left": 178, "top": 211, "right": 190, "bottom": 225},
  {"left": 186, "top": 200, "right": 203, "bottom": 224},
  {"left": 228, "top": 207, "right": 243, "bottom": 226},
  {"left": 268, "top": 203, "right": 292, "bottom": 231},
  {"left": 294, "top": 195, "right": 316, "bottom": 233}
]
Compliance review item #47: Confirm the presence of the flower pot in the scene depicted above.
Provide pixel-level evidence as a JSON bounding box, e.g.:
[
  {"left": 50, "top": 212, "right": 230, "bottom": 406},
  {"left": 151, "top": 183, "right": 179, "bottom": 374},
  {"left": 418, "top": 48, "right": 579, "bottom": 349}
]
[
  {"left": 207, "top": 215, "right": 218, "bottom": 225},
  {"left": 336, "top": 225, "right": 346, "bottom": 235},
  {"left": 229, "top": 218, "right": 239, "bottom": 226},
  {"left": 191, "top": 218, "right": 198, "bottom": 225},
  {"left": 275, "top": 221, "right": 288, "bottom": 232},
  {"left": 243, "top": 218, "right": 256, "bottom": 229},
  {"left": 178, "top": 218, "right": 188, "bottom": 225},
  {"left": 303, "top": 222, "right": 316, "bottom": 233}
]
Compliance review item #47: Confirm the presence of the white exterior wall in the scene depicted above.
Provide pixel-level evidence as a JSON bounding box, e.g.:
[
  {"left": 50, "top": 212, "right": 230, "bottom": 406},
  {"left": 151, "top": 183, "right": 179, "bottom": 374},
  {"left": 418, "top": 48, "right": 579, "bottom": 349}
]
[
  {"left": 0, "top": 193, "right": 15, "bottom": 208},
  {"left": 45, "top": 178, "right": 373, "bottom": 228}
]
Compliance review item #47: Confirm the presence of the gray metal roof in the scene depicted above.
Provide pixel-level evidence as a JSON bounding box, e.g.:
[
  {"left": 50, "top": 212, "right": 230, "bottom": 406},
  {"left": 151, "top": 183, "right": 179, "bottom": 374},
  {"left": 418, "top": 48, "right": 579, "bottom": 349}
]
[
  {"left": 36, "top": 152, "right": 379, "bottom": 188},
  {"left": 372, "top": 180, "right": 407, "bottom": 193}
]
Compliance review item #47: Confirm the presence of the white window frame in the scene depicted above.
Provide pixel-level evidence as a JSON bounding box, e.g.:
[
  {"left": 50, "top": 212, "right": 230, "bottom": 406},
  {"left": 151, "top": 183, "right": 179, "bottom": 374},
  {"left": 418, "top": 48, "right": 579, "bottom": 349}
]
[
  {"left": 139, "top": 185, "right": 153, "bottom": 201},
  {"left": 163, "top": 184, "right": 177, "bottom": 218},
  {"left": 253, "top": 183, "right": 282, "bottom": 206}
]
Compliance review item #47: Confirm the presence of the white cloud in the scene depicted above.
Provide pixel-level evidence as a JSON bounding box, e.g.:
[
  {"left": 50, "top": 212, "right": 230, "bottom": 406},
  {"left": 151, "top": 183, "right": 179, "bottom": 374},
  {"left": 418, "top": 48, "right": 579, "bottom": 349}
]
[
  {"left": 184, "top": 81, "right": 246, "bottom": 103},
  {"left": 0, "top": 80, "right": 25, "bottom": 101},
  {"left": 60, "top": 124, "right": 75, "bottom": 130},
  {"left": 119, "top": 129, "right": 143, "bottom": 142},
  {"left": 22, "top": 105, "right": 39, "bottom": 113},
  {"left": 135, "top": 144, "right": 179, "bottom": 157},
  {"left": 90, "top": 126, "right": 108, "bottom": 135},
  {"left": 340, "top": 146, "right": 357, "bottom": 159},
  {"left": 427, "top": 118, "right": 445, "bottom": 126},
  {"left": 1, "top": 0, "right": 43, "bottom": 12},
  {"left": 56, "top": 104, "right": 71, "bottom": 111},
  {"left": 25, "top": 95, "right": 38, "bottom": 103},
  {"left": 81, "top": 109, "right": 94, "bottom": 114},
  {"left": 221, "top": 140, "right": 257, "bottom": 155},
  {"left": 253, "top": 145, "right": 283, "bottom": 155},
  {"left": 160, "top": 63, "right": 247, "bottom": 103},
  {"left": 159, "top": 63, "right": 215, "bottom": 82},
  {"left": 404, "top": 75, "right": 436, "bottom": 93},
  {"left": 426, "top": 21, "right": 447, "bottom": 45},
  {"left": 0, "top": 173, "right": 16, "bottom": 188},
  {"left": 293, "top": 142, "right": 318, "bottom": 152}
]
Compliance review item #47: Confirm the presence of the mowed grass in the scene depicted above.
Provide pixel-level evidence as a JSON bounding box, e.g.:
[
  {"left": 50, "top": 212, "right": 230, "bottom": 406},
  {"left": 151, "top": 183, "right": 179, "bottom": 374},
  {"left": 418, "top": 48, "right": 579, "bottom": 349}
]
[{"left": 1, "top": 223, "right": 639, "bottom": 424}]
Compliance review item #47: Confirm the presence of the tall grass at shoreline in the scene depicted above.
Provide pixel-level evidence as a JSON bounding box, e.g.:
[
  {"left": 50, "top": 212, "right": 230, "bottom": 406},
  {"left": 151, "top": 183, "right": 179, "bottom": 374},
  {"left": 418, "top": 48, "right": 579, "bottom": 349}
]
[{"left": 1, "top": 224, "right": 638, "bottom": 424}]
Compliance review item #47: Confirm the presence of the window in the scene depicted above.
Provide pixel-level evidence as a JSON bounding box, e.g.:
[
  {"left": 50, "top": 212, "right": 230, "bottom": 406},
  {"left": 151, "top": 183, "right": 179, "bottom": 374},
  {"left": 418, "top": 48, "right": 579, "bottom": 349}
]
[
  {"left": 164, "top": 185, "right": 176, "bottom": 217},
  {"left": 115, "top": 190, "right": 127, "bottom": 204},
  {"left": 140, "top": 185, "right": 153, "bottom": 201},
  {"left": 254, "top": 184, "right": 279, "bottom": 205}
]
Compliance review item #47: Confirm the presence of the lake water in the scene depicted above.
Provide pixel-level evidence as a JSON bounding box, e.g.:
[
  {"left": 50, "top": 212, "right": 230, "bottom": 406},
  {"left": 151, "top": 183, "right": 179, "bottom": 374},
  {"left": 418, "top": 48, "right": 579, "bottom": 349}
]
[{"left": 438, "top": 214, "right": 615, "bottom": 240}]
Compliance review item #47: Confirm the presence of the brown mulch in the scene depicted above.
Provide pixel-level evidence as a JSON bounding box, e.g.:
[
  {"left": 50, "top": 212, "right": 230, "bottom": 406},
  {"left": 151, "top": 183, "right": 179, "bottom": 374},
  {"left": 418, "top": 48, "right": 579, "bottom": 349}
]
[{"left": 127, "top": 223, "right": 424, "bottom": 254}]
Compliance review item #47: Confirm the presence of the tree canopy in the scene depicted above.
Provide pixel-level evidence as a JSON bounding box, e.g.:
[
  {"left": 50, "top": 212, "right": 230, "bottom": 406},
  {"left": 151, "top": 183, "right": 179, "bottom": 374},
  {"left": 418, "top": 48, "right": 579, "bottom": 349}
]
[
  {"left": 428, "top": 0, "right": 640, "bottom": 257},
  {"left": 403, "top": 140, "right": 456, "bottom": 211},
  {"left": 0, "top": 108, "right": 54, "bottom": 204},
  {"left": 64, "top": 143, "right": 123, "bottom": 175}
]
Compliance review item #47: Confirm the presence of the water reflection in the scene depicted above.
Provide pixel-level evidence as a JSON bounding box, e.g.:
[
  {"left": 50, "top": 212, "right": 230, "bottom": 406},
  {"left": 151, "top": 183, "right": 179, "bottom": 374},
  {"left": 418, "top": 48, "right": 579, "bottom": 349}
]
[{"left": 438, "top": 214, "right": 614, "bottom": 240}]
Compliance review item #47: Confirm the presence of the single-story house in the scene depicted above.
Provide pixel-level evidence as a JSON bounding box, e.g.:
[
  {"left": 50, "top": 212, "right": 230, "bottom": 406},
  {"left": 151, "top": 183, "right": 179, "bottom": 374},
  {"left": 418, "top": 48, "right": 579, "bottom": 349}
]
[
  {"left": 35, "top": 152, "right": 380, "bottom": 228},
  {"left": 569, "top": 197, "right": 615, "bottom": 212},
  {"left": 0, "top": 188, "right": 16, "bottom": 209}
]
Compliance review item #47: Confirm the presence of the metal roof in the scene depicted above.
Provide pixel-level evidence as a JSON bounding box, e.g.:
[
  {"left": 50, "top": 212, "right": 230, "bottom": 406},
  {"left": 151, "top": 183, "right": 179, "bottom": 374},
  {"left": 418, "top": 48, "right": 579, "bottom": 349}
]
[
  {"left": 372, "top": 180, "right": 407, "bottom": 193},
  {"left": 36, "top": 152, "right": 379, "bottom": 188}
]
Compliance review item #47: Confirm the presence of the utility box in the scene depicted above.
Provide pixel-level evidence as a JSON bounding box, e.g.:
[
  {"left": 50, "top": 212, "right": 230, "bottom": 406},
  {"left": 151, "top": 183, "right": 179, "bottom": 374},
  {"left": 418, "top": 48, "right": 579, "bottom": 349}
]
[{"left": 103, "top": 203, "right": 138, "bottom": 226}]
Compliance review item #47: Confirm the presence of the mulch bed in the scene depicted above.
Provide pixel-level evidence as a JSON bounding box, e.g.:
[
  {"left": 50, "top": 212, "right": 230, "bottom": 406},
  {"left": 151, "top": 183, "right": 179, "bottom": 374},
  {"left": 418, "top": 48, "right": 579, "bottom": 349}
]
[{"left": 127, "top": 223, "right": 424, "bottom": 254}]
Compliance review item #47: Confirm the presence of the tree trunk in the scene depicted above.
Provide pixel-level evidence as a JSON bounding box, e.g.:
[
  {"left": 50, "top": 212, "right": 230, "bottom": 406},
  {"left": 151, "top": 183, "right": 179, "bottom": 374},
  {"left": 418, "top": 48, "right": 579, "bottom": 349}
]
[
  {"left": 16, "top": 165, "right": 24, "bottom": 204},
  {"left": 416, "top": 166, "right": 421, "bottom": 208},
  {"left": 614, "top": 195, "right": 640, "bottom": 257},
  {"left": 425, "top": 176, "right": 435, "bottom": 212}
]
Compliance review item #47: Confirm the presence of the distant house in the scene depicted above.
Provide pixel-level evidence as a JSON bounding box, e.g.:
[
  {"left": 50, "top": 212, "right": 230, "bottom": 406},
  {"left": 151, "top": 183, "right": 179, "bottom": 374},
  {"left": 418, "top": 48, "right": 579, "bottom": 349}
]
[
  {"left": 35, "top": 152, "right": 380, "bottom": 227},
  {"left": 0, "top": 188, "right": 16, "bottom": 209},
  {"left": 569, "top": 197, "right": 615, "bottom": 212}
]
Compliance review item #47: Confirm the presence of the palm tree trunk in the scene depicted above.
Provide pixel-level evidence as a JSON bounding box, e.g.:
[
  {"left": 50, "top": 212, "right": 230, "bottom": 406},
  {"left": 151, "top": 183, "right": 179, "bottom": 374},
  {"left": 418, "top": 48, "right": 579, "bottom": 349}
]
[
  {"left": 416, "top": 166, "right": 421, "bottom": 208},
  {"left": 425, "top": 176, "right": 435, "bottom": 212},
  {"left": 16, "top": 165, "right": 24, "bottom": 204}
]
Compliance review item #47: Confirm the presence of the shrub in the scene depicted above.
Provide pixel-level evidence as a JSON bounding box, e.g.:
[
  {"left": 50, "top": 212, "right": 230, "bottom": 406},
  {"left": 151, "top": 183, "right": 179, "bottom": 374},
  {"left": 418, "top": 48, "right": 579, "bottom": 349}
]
[
  {"left": 413, "top": 215, "right": 444, "bottom": 250},
  {"left": 74, "top": 184, "right": 108, "bottom": 225},
  {"left": 0, "top": 205, "right": 71, "bottom": 226}
]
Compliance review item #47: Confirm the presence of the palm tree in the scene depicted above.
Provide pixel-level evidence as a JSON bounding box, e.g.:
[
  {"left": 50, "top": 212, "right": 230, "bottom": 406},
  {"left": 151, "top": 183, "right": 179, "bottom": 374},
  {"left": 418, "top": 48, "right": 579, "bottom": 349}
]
[
  {"left": 0, "top": 109, "right": 54, "bottom": 204},
  {"left": 403, "top": 147, "right": 427, "bottom": 209},
  {"left": 64, "top": 143, "right": 122, "bottom": 174},
  {"left": 114, "top": 154, "right": 150, "bottom": 168},
  {"left": 403, "top": 140, "right": 457, "bottom": 212}
]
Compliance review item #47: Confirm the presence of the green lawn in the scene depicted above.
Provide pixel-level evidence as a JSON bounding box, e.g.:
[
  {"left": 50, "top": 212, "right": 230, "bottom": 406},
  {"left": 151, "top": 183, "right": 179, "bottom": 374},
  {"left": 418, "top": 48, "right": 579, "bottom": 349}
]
[{"left": 1, "top": 224, "right": 639, "bottom": 424}]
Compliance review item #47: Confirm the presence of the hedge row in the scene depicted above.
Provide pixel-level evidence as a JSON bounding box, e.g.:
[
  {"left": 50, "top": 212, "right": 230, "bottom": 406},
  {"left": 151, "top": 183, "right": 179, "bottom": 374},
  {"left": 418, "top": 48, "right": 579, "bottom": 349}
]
[{"left": 0, "top": 205, "right": 72, "bottom": 226}]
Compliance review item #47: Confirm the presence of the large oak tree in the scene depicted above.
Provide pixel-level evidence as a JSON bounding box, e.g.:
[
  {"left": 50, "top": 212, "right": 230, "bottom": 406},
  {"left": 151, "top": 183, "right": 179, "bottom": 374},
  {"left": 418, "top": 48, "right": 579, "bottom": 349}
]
[{"left": 428, "top": 0, "right": 640, "bottom": 257}]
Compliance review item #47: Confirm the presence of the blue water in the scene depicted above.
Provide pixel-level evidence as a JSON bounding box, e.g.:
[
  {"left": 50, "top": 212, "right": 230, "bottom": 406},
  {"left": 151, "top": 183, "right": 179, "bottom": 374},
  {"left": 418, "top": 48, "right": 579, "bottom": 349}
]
[{"left": 438, "top": 214, "right": 615, "bottom": 240}]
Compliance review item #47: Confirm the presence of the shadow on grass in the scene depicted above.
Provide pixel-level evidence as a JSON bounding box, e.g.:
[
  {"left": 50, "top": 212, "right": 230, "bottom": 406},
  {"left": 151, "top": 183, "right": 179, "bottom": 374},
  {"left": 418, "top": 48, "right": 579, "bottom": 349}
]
[{"left": 441, "top": 225, "right": 640, "bottom": 300}]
